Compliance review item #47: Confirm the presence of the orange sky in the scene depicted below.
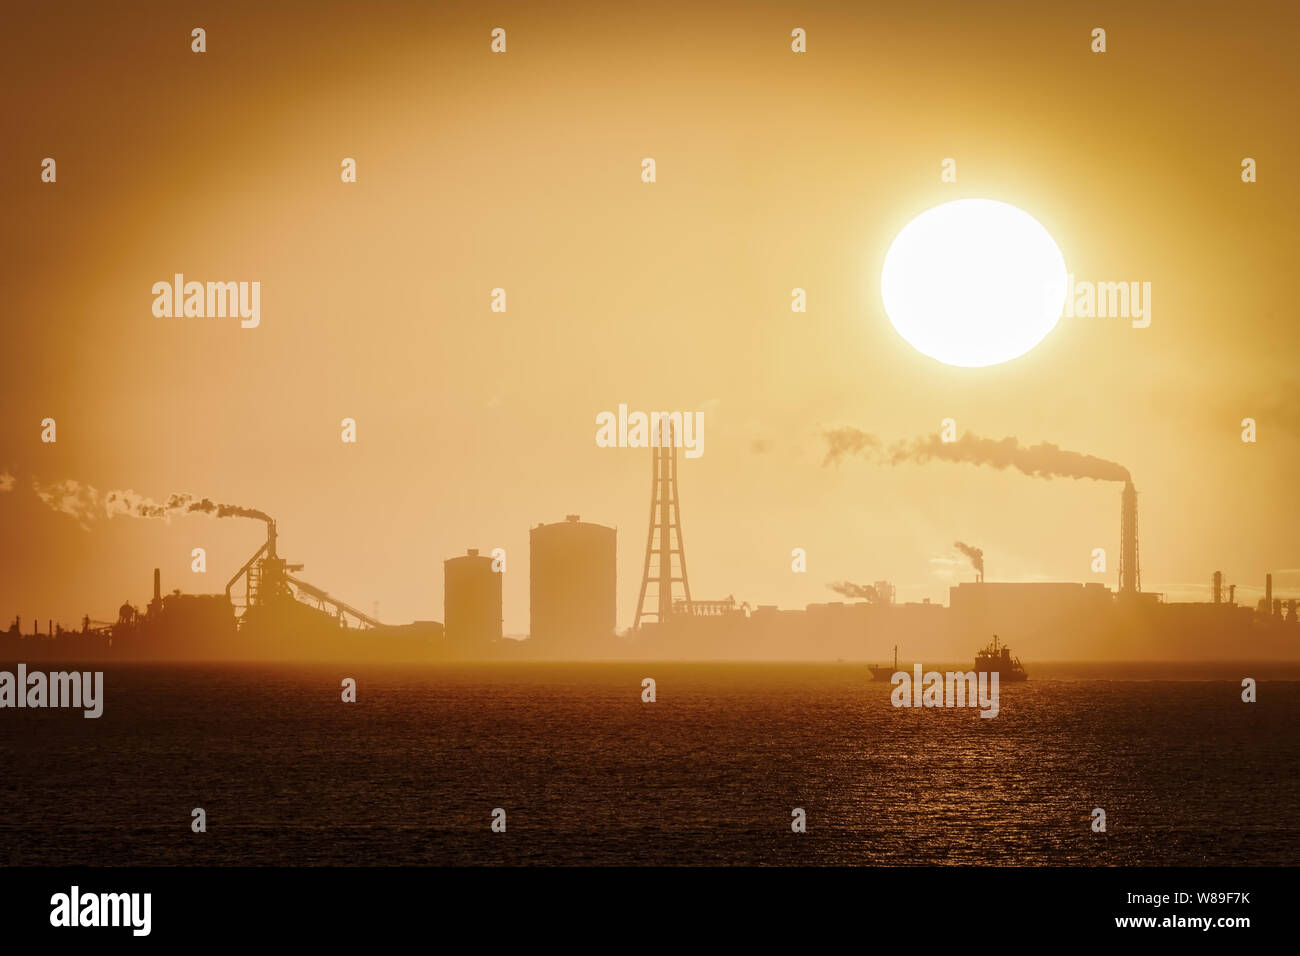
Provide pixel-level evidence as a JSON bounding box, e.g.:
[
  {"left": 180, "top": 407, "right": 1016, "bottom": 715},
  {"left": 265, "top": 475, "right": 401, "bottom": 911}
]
[{"left": 2, "top": 0, "right": 1297, "bottom": 636}]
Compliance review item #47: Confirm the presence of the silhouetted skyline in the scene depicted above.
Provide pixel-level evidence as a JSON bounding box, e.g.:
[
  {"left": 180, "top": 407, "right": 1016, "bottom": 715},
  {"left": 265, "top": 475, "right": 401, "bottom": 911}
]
[{"left": 2, "top": 0, "right": 1297, "bottom": 642}]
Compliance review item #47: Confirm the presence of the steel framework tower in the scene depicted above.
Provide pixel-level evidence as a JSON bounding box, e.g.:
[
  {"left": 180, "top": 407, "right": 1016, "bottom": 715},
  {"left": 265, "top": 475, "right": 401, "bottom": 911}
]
[{"left": 634, "top": 423, "right": 692, "bottom": 628}]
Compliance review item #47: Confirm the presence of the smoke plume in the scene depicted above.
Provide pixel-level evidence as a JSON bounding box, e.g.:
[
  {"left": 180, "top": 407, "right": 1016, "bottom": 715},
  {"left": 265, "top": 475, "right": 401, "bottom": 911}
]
[
  {"left": 827, "top": 581, "right": 879, "bottom": 602},
  {"left": 33, "top": 480, "right": 272, "bottom": 530},
  {"left": 31, "top": 479, "right": 102, "bottom": 530},
  {"left": 822, "top": 427, "right": 883, "bottom": 466},
  {"left": 822, "top": 428, "right": 1130, "bottom": 482},
  {"left": 180, "top": 497, "right": 273, "bottom": 523},
  {"left": 954, "top": 541, "right": 984, "bottom": 577}
]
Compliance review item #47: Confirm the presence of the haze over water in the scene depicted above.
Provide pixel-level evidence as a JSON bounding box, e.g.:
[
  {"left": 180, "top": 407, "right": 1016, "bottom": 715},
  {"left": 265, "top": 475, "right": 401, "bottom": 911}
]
[{"left": 2, "top": 660, "right": 1295, "bottom": 866}]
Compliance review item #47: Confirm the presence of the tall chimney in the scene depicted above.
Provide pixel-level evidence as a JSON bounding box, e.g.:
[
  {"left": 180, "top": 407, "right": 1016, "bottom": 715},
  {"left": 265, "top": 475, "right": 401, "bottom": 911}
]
[
  {"left": 1119, "top": 481, "right": 1140, "bottom": 594},
  {"left": 1266, "top": 573, "right": 1273, "bottom": 615},
  {"left": 153, "top": 567, "right": 161, "bottom": 602},
  {"left": 1212, "top": 571, "right": 1222, "bottom": 604}
]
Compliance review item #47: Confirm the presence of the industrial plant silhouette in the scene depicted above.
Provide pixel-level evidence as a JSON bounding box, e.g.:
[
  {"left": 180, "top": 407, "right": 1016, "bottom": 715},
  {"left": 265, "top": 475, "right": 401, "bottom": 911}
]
[{"left": 3, "top": 433, "right": 1297, "bottom": 664}]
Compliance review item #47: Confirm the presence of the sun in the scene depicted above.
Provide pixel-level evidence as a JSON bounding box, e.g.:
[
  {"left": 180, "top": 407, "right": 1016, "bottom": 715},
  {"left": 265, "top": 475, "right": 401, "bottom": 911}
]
[{"left": 880, "top": 198, "right": 1067, "bottom": 368}]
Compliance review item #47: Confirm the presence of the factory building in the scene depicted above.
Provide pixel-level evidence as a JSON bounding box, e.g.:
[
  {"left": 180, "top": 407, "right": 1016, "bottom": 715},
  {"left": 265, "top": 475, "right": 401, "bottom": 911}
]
[
  {"left": 444, "top": 549, "right": 502, "bottom": 647},
  {"left": 948, "top": 581, "right": 1117, "bottom": 660},
  {"left": 530, "top": 515, "right": 616, "bottom": 650}
]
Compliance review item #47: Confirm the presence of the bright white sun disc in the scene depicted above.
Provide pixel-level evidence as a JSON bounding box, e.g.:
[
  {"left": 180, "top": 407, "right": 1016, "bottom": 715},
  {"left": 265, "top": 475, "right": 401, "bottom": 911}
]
[{"left": 880, "top": 199, "right": 1067, "bottom": 368}]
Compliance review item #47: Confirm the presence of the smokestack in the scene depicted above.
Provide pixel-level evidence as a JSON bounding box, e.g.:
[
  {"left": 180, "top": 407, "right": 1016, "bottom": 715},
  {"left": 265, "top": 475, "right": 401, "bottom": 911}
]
[
  {"left": 1212, "top": 571, "right": 1222, "bottom": 604},
  {"left": 1228, "top": 584, "right": 1236, "bottom": 605},
  {"left": 1119, "top": 481, "right": 1140, "bottom": 594},
  {"left": 153, "top": 567, "right": 161, "bottom": 602},
  {"left": 1266, "top": 573, "right": 1273, "bottom": 615}
]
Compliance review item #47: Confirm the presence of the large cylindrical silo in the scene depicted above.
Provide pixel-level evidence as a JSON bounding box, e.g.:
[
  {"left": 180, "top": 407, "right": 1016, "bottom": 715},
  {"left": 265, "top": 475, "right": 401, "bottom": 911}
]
[
  {"left": 529, "top": 515, "right": 616, "bottom": 649},
  {"left": 444, "top": 548, "right": 503, "bottom": 646}
]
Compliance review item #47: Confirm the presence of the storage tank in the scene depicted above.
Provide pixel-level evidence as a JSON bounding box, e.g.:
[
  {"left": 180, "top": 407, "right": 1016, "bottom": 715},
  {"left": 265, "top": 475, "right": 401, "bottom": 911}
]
[
  {"left": 444, "top": 549, "right": 502, "bottom": 646},
  {"left": 530, "top": 515, "right": 616, "bottom": 649}
]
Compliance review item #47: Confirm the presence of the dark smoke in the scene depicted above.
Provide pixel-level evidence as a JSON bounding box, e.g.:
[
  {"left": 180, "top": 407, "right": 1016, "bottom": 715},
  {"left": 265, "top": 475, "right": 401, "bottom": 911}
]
[
  {"left": 954, "top": 541, "right": 984, "bottom": 576},
  {"left": 102, "top": 490, "right": 167, "bottom": 518},
  {"left": 828, "top": 581, "right": 879, "bottom": 602},
  {"left": 822, "top": 427, "right": 1131, "bottom": 482},
  {"left": 184, "top": 497, "right": 273, "bottom": 523},
  {"left": 61, "top": 487, "right": 273, "bottom": 526},
  {"left": 822, "top": 427, "right": 882, "bottom": 466}
]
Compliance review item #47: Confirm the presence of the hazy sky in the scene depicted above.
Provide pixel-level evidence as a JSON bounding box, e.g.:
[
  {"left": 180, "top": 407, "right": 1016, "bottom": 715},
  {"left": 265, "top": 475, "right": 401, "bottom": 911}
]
[{"left": 2, "top": 0, "right": 1297, "bottom": 634}]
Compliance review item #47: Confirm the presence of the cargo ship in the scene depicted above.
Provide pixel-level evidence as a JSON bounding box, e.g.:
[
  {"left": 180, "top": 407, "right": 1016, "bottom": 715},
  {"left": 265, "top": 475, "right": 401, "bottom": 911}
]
[{"left": 976, "top": 634, "right": 1028, "bottom": 681}]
